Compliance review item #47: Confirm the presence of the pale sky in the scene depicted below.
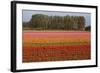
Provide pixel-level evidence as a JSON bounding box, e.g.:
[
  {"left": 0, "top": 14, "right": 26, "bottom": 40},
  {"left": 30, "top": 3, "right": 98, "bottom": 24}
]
[{"left": 22, "top": 10, "right": 91, "bottom": 26}]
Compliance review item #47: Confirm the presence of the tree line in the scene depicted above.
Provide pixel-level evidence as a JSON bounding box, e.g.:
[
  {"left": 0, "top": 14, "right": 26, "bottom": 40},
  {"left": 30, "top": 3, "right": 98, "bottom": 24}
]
[{"left": 23, "top": 14, "right": 86, "bottom": 30}]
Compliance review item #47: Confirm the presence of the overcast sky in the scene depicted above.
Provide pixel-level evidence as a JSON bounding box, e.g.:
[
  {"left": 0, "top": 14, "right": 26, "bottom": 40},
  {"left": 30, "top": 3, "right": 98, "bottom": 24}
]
[{"left": 22, "top": 10, "right": 91, "bottom": 26}]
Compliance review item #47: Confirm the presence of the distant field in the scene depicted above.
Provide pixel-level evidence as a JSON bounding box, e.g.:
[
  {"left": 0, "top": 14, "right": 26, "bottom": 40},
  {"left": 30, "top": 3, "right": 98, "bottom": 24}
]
[{"left": 22, "top": 31, "right": 91, "bottom": 62}]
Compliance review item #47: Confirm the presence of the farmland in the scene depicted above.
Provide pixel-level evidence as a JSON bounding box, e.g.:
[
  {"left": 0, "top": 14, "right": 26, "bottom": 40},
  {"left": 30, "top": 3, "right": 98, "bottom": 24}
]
[{"left": 22, "top": 31, "right": 91, "bottom": 62}]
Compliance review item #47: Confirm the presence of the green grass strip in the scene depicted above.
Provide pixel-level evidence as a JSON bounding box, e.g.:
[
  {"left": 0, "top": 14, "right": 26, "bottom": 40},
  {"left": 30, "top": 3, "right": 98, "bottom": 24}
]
[{"left": 32, "top": 42, "right": 89, "bottom": 46}]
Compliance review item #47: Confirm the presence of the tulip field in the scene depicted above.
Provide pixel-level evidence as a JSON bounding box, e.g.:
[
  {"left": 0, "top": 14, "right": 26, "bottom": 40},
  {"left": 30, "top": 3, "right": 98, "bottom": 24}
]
[{"left": 22, "top": 31, "right": 91, "bottom": 63}]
